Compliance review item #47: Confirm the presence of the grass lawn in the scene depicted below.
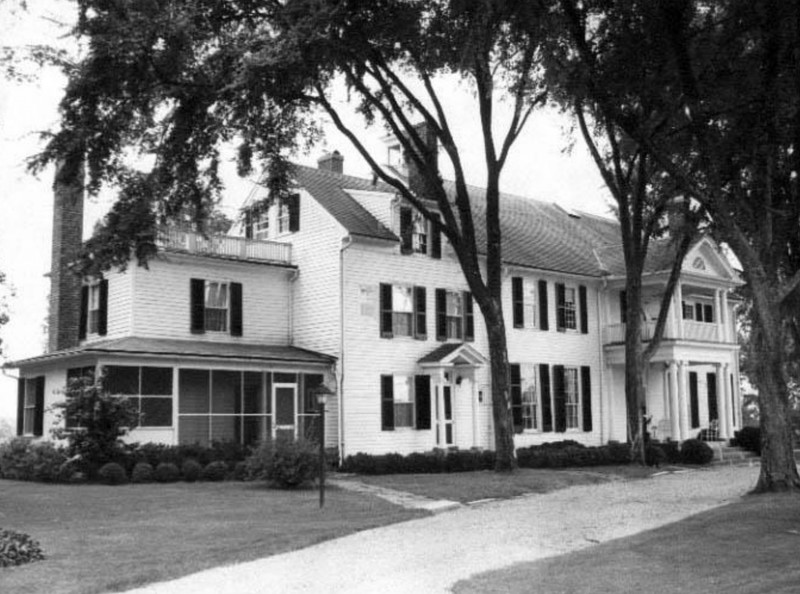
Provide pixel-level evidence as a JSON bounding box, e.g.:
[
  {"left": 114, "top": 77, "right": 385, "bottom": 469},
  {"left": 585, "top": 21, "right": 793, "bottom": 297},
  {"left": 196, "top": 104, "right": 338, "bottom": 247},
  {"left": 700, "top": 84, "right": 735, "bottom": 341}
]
[
  {"left": 344, "top": 465, "right": 657, "bottom": 503},
  {"left": 0, "top": 480, "right": 425, "bottom": 594},
  {"left": 454, "top": 492, "right": 800, "bottom": 594}
]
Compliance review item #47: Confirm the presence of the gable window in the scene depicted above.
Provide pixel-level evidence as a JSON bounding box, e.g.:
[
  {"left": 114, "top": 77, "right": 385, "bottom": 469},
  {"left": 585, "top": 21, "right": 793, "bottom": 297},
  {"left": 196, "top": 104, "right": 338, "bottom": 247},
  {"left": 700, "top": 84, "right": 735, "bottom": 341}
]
[
  {"left": 277, "top": 201, "right": 291, "bottom": 234},
  {"left": 79, "top": 279, "right": 108, "bottom": 339},
  {"left": 191, "top": 279, "right": 243, "bottom": 336},
  {"left": 277, "top": 194, "right": 300, "bottom": 234},
  {"left": 400, "top": 206, "right": 441, "bottom": 258},
  {"left": 105, "top": 365, "right": 173, "bottom": 428},
  {"left": 205, "top": 282, "right": 229, "bottom": 332},
  {"left": 380, "top": 284, "right": 426, "bottom": 339}
]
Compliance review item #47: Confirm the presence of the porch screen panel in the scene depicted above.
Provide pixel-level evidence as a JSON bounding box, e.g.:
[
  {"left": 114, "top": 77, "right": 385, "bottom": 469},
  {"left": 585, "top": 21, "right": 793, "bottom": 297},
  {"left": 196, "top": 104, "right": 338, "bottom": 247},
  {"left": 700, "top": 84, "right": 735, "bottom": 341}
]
[
  {"left": 211, "top": 415, "right": 238, "bottom": 443},
  {"left": 243, "top": 372, "right": 265, "bottom": 414},
  {"left": 180, "top": 417, "right": 209, "bottom": 446},
  {"left": 179, "top": 369, "right": 210, "bottom": 413},
  {"left": 211, "top": 370, "right": 239, "bottom": 414},
  {"left": 275, "top": 387, "right": 295, "bottom": 426}
]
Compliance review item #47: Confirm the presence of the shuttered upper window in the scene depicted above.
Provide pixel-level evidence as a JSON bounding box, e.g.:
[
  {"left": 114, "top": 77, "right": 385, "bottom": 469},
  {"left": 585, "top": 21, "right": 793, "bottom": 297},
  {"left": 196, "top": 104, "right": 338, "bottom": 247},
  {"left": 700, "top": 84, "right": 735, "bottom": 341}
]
[
  {"left": 79, "top": 279, "right": 108, "bottom": 339},
  {"left": 191, "top": 279, "right": 243, "bottom": 336},
  {"left": 205, "top": 282, "right": 229, "bottom": 332},
  {"left": 380, "top": 284, "right": 426, "bottom": 340}
]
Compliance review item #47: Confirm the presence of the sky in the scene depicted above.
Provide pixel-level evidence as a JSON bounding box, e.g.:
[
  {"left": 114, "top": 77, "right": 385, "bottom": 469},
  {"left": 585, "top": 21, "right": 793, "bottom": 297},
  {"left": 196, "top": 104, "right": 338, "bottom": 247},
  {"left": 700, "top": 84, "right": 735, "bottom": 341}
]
[{"left": 0, "top": 1, "right": 613, "bottom": 423}]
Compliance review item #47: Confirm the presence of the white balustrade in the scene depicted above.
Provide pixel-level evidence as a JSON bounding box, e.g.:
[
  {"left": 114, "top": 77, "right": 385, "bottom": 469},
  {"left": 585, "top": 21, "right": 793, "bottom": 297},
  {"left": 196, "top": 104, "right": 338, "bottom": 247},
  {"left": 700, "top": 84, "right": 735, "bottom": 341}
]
[{"left": 158, "top": 228, "right": 291, "bottom": 265}]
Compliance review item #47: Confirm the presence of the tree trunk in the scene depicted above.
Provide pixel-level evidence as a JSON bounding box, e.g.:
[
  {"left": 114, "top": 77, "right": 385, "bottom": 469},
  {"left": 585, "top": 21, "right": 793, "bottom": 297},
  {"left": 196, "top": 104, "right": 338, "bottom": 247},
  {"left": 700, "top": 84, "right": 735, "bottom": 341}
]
[
  {"left": 624, "top": 278, "right": 647, "bottom": 464},
  {"left": 479, "top": 297, "right": 516, "bottom": 471},
  {"left": 748, "top": 283, "right": 800, "bottom": 492}
]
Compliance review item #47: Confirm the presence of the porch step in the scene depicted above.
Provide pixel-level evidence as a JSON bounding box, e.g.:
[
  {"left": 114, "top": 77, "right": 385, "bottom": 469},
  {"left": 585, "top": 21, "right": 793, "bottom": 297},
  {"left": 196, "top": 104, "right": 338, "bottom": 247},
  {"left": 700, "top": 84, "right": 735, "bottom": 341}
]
[{"left": 708, "top": 443, "right": 759, "bottom": 466}]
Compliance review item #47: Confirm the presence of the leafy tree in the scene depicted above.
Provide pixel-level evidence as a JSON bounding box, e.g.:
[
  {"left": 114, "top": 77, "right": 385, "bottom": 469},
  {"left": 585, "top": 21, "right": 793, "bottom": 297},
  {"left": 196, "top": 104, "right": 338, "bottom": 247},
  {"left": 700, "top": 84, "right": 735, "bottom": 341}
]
[
  {"left": 556, "top": 0, "right": 800, "bottom": 491},
  {"left": 51, "top": 373, "right": 139, "bottom": 467},
  {"left": 34, "top": 0, "right": 556, "bottom": 470}
]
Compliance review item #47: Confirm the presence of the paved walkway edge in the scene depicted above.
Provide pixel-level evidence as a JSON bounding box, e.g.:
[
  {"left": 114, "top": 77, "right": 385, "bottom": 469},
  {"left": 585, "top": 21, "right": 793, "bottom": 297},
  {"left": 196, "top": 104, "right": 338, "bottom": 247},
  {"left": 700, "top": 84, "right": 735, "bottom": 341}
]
[{"left": 329, "top": 477, "right": 461, "bottom": 513}]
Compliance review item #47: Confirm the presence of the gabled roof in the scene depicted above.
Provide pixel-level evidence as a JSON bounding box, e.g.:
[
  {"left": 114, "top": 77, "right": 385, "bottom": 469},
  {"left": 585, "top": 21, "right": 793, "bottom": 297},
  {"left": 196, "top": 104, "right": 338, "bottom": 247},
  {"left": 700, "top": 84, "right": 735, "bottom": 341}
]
[
  {"left": 418, "top": 343, "right": 488, "bottom": 366},
  {"left": 8, "top": 337, "right": 335, "bottom": 369}
]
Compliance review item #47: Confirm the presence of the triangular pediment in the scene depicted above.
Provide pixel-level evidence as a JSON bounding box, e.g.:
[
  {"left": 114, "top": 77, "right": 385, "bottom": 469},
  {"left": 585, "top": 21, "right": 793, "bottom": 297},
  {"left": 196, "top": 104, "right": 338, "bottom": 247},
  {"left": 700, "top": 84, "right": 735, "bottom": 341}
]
[
  {"left": 418, "top": 343, "right": 488, "bottom": 367},
  {"left": 682, "top": 237, "right": 736, "bottom": 280}
]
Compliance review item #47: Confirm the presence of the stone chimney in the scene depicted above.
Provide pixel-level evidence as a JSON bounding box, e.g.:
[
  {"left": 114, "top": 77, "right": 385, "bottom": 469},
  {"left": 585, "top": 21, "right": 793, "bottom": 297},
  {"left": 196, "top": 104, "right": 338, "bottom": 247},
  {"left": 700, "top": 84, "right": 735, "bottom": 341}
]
[
  {"left": 317, "top": 150, "right": 344, "bottom": 174},
  {"left": 404, "top": 122, "right": 438, "bottom": 198},
  {"left": 48, "top": 156, "right": 85, "bottom": 353}
]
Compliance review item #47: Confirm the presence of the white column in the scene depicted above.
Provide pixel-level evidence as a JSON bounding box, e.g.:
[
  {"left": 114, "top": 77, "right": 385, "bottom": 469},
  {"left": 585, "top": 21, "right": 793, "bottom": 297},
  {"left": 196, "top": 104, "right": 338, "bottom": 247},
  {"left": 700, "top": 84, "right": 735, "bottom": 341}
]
[
  {"left": 675, "top": 283, "right": 684, "bottom": 339},
  {"left": 733, "top": 358, "right": 742, "bottom": 429},
  {"left": 678, "top": 361, "right": 690, "bottom": 440},
  {"left": 716, "top": 363, "right": 730, "bottom": 439},
  {"left": 604, "top": 363, "right": 615, "bottom": 440},
  {"left": 715, "top": 289, "right": 724, "bottom": 342},
  {"left": 721, "top": 291, "right": 730, "bottom": 342},
  {"left": 669, "top": 361, "right": 680, "bottom": 440}
]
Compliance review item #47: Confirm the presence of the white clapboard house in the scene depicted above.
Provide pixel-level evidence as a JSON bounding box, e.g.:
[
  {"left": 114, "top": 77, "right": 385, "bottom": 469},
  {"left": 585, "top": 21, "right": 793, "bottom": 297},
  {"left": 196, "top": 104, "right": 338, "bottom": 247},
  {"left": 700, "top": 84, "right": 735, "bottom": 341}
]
[{"left": 10, "top": 135, "right": 744, "bottom": 457}]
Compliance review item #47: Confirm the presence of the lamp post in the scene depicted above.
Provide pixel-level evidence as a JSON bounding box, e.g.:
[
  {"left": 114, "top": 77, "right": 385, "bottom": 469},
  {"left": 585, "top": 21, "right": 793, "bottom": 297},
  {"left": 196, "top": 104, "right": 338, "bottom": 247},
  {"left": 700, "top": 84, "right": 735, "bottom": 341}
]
[{"left": 314, "top": 385, "right": 335, "bottom": 509}]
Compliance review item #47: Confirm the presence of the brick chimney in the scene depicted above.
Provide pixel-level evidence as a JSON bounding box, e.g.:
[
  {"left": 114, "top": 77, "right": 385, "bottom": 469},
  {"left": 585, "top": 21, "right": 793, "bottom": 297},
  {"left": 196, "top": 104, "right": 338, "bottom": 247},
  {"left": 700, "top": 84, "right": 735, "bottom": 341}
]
[
  {"left": 48, "top": 156, "right": 85, "bottom": 353},
  {"left": 317, "top": 150, "right": 344, "bottom": 174},
  {"left": 404, "top": 122, "right": 438, "bottom": 198}
]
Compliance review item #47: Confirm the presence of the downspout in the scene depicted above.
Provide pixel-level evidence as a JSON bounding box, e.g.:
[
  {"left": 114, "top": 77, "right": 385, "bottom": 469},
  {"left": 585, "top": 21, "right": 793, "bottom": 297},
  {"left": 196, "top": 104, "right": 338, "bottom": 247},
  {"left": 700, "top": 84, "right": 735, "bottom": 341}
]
[{"left": 338, "top": 235, "right": 354, "bottom": 462}]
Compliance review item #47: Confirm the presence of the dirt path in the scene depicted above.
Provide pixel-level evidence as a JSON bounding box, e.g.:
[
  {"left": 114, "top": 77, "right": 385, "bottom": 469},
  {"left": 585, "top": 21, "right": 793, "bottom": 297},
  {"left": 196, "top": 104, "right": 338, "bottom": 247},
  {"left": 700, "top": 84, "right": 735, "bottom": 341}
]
[{"left": 122, "top": 465, "right": 758, "bottom": 594}]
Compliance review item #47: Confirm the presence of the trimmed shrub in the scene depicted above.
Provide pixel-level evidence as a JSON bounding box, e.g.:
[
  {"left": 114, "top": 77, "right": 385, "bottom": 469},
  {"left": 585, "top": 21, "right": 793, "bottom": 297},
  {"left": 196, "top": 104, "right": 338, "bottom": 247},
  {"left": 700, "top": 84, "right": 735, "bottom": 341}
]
[
  {"left": 659, "top": 441, "right": 681, "bottom": 464},
  {"left": 0, "top": 529, "right": 45, "bottom": 567},
  {"left": 0, "top": 438, "right": 68, "bottom": 482},
  {"left": 181, "top": 459, "right": 202, "bottom": 482},
  {"left": 233, "top": 460, "right": 249, "bottom": 481},
  {"left": 261, "top": 438, "right": 318, "bottom": 488},
  {"left": 680, "top": 439, "right": 715, "bottom": 465},
  {"left": 645, "top": 444, "right": 667, "bottom": 467},
  {"left": 733, "top": 426, "right": 761, "bottom": 455},
  {"left": 57, "top": 458, "right": 92, "bottom": 484},
  {"left": 201, "top": 460, "right": 228, "bottom": 482},
  {"left": 154, "top": 462, "right": 181, "bottom": 483},
  {"left": 131, "top": 462, "right": 154, "bottom": 484},
  {"left": 245, "top": 441, "right": 274, "bottom": 480},
  {"left": 98, "top": 462, "right": 128, "bottom": 485}
]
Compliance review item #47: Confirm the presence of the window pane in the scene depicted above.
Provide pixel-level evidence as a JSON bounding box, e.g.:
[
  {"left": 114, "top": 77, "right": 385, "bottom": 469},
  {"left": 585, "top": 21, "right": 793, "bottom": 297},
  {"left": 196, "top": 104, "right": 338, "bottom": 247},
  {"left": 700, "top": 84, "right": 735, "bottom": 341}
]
[
  {"left": 394, "top": 402, "right": 414, "bottom": 427},
  {"left": 141, "top": 398, "right": 173, "bottom": 427},
  {"left": 179, "top": 416, "right": 209, "bottom": 446},
  {"left": 205, "top": 282, "right": 228, "bottom": 307},
  {"left": 212, "top": 370, "right": 240, "bottom": 414},
  {"left": 205, "top": 308, "right": 227, "bottom": 332},
  {"left": 392, "top": 312, "right": 412, "bottom": 336},
  {"left": 393, "top": 286, "right": 413, "bottom": 312},
  {"left": 446, "top": 291, "right": 462, "bottom": 315},
  {"left": 243, "top": 372, "right": 265, "bottom": 414},
  {"left": 243, "top": 417, "right": 270, "bottom": 446},
  {"left": 104, "top": 366, "right": 139, "bottom": 395},
  {"left": 141, "top": 367, "right": 173, "bottom": 395},
  {"left": 179, "top": 369, "right": 210, "bottom": 414}
]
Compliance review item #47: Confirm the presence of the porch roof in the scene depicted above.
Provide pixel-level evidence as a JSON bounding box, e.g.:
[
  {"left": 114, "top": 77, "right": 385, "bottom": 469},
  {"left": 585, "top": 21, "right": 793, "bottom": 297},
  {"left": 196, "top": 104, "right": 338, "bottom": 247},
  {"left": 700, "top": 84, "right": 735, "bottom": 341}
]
[
  {"left": 7, "top": 337, "right": 336, "bottom": 369},
  {"left": 418, "top": 343, "right": 488, "bottom": 366}
]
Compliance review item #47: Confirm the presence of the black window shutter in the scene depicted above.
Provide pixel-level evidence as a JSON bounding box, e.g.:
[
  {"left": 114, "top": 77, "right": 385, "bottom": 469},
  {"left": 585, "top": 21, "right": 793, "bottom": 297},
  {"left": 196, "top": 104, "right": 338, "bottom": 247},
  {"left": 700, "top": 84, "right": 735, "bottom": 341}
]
[
  {"left": 510, "top": 364, "right": 523, "bottom": 433},
  {"left": 538, "top": 280, "right": 549, "bottom": 330},
  {"left": 430, "top": 214, "right": 442, "bottom": 259},
  {"left": 579, "top": 285, "right": 588, "bottom": 334},
  {"left": 380, "top": 283, "right": 393, "bottom": 338},
  {"left": 689, "top": 371, "right": 700, "bottom": 427},
  {"left": 707, "top": 372, "right": 718, "bottom": 422},
  {"left": 399, "top": 207, "right": 413, "bottom": 254},
  {"left": 98, "top": 279, "right": 109, "bottom": 336},
  {"left": 381, "top": 375, "right": 394, "bottom": 431},
  {"left": 512, "top": 277, "right": 524, "bottom": 328},
  {"left": 704, "top": 303, "right": 713, "bottom": 323},
  {"left": 414, "top": 286, "right": 427, "bottom": 340},
  {"left": 415, "top": 375, "right": 431, "bottom": 430},
  {"left": 463, "top": 292, "right": 474, "bottom": 342},
  {"left": 16, "top": 378, "right": 24, "bottom": 436},
  {"left": 33, "top": 376, "right": 45, "bottom": 437},
  {"left": 230, "top": 282, "right": 243, "bottom": 336},
  {"left": 288, "top": 193, "right": 301, "bottom": 232},
  {"left": 581, "top": 366, "right": 592, "bottom": 432},
  {"left": 620, "top": 290, "right": 627, "bottom": 324},
  {"left": 695, "top": 302, "right": 703, "bottom": 322},
  {"left": 190, "top": 278, "right": 206, "bottom": 334},
  {"left": 540, "top": 364, "right": 552, "bottom": 432},
  {"left": 79, "top": 285, "right": 89, "bottom": 340},
  {"left": 556, "top": 283, "right": 566, "bottom": 332},
  {"left": 436, "top": 288, "right": 447, "bottom": 341},
  {"left": 553, "top": 365, "right": 567, "bottom": 432}
]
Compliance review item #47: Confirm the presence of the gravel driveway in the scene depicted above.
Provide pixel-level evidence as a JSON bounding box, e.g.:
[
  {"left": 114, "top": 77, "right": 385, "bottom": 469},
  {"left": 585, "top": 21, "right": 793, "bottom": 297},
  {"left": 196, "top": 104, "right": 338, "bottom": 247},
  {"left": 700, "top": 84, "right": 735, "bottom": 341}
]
[{"left": 122, "top": 465, "right": 758, "bottom": 594}]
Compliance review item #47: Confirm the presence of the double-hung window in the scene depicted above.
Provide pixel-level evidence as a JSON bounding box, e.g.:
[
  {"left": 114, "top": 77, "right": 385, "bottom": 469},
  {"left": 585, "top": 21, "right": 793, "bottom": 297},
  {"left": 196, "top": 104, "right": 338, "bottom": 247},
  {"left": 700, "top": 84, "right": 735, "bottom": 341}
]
[
  {"left": 22, "top": 378, "right": 41, "bottom": 435},
  {"left": 522, "top": 373, "right": 538, "bottom": 430},
  {"left": 381, "top": 374, "right": 422, "bottom": 430},
  {"left": 277, "top": 201, "right": 291, "bottom": 234},
  {"left": 380, "top": 284, "right": 426, "bottom": 339},
  {"left": 445, "top": 291, "right": 463, "bottom": 339},
  {"left": 564, "top": 367, "right": 579, "bottom": 429},
  {"left": 511, "top": 364, "right": 539, "bottom": 432},
  {"left": 392, "top": 286, "right": 414, "bottom": 337},
  {"left": 204, "top": 282, "right": 228, "bottom": 332},
  {"left": 254, "top": 211, "right": 270, "bottom": 240},
  {"left": 512, "top": 277, "right": 539, "bottom": 329},
  {"left": 412, "top": 213, "right": 427, "bottom": 254},
  {"left": 88, "top": 284, "right": 101, "bottom": 334},
  {"left": 562, "top": 287, "right": 577, "bottom": 330},
  {"left": 435, "top": 288, "right": 474, "bottom": 341}
]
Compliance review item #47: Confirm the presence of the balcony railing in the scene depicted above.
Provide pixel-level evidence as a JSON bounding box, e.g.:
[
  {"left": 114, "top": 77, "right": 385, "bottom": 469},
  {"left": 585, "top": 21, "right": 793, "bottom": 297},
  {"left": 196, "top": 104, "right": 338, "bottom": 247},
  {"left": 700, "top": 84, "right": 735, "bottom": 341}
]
[
  {"left": 603, "top": 320, "right": 722, "bottom": 344},
  {"left": 158, "top": 228, "right": 292, "bottom": 265}
]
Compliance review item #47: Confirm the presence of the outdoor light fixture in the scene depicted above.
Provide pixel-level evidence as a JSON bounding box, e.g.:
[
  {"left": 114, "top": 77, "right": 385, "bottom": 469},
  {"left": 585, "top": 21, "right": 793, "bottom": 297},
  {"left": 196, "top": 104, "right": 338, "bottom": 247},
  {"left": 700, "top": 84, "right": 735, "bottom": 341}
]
[{"left": 314, "top": 384, "right": 336, "bottom": 509}]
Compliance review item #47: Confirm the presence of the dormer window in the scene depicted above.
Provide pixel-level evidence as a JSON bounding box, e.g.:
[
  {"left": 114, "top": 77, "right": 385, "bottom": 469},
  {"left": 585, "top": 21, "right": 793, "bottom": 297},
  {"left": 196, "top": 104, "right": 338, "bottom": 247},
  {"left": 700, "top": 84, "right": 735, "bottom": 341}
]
[{"left": 277, "top": 194, "right": 300, "bottom": 235}]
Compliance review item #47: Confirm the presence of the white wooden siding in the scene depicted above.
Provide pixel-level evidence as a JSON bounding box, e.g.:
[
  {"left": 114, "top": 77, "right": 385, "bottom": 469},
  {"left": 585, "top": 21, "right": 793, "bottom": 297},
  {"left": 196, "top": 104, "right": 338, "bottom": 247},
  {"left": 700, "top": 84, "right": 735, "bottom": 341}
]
[{"left": 130, "top": 256, "right": 293, "bottom": 344}]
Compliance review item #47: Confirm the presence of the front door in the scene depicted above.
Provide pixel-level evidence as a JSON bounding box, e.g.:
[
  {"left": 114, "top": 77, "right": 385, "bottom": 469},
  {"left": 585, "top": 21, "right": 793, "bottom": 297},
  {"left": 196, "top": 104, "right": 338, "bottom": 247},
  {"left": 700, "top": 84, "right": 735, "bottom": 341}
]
[
  {"left": 273, "top": 384, "right": 297, "bottom": 440},
  {"left": 436, "top": 384, "right": 454, "bottom": 447}
]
